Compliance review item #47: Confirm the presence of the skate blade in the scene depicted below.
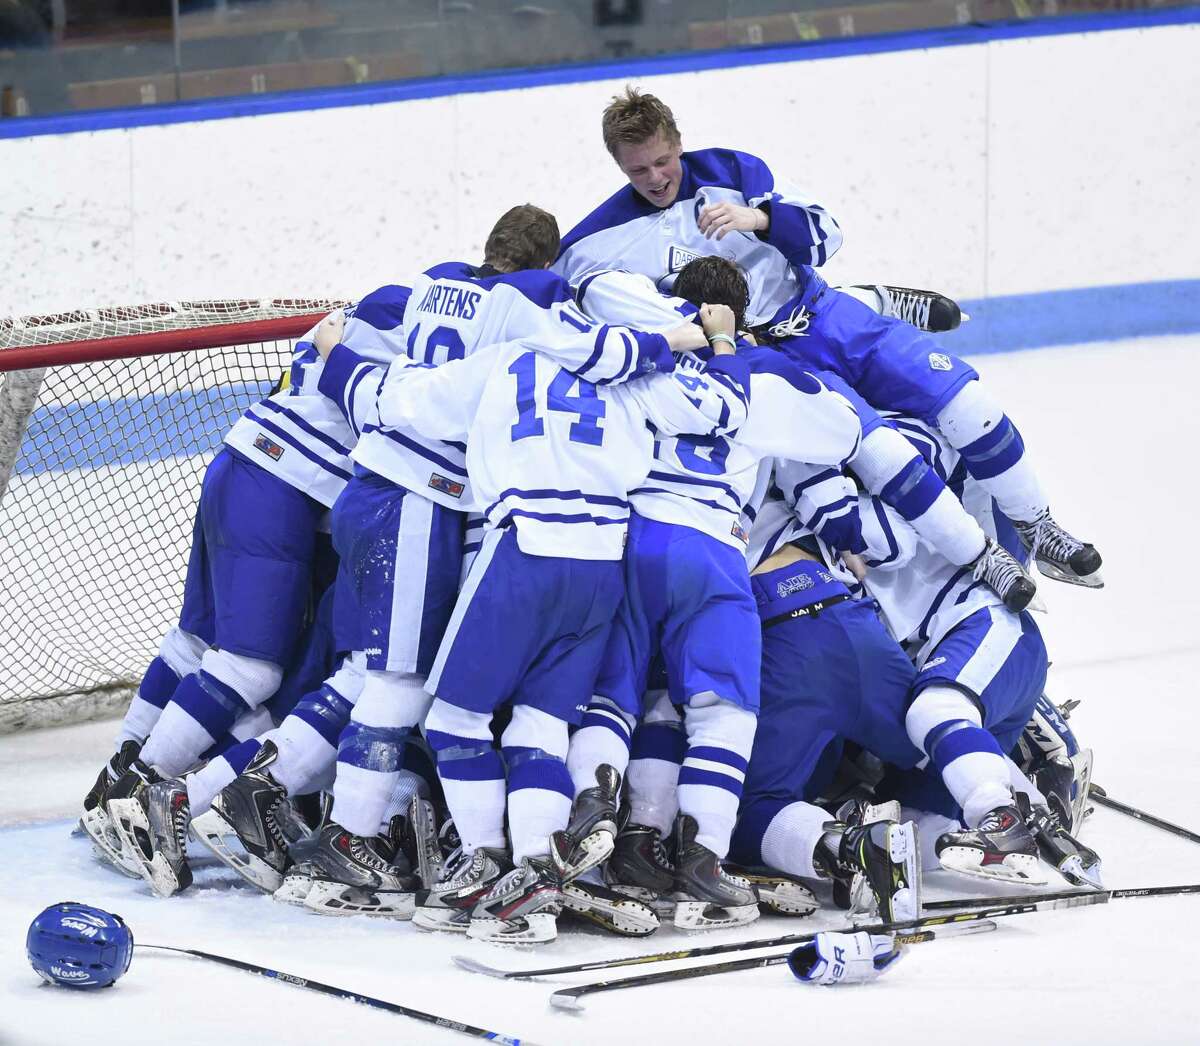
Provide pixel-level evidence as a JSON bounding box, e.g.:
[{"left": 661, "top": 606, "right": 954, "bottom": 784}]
[
  {"left": 272, "top": 873, "right": 314, "bottom": 906},
  {"left": 725, "top": 868, "right": 817, "bottom": 916},
  {"left": 609, "top": 884, "right": 676, "bottom": 919},
  {"left": 189, "top": 810, "right": 284, "bottom": 893},
  {"left": 561, "top": 883, "right": 660, "bottom": 936},
  {"left": 108, "top": 797, "right": 188, "bottom": 897},
  {"left": 412, "top": 907, "right": 471, "bottom": 934},
  {"left": 467, "top": 911, "right": 558, "bottom": 944},
  {"left": 672, "top": 900, "right": 760, "bottom": 931},
  {"left": 887, "top": 822, "right": 922, "bottom": 923},
  {"left": 938, "top": 846, "right": 1048, "bottom": 886},
  {"left": 409, "top": 797, "right": 445, "bottom": 889},
  {"left": 1036, "top": 559, "right": 1104, "bottom": 589},
  {"left": 1059, "top": 855, "right": 1104, "bottom": 890},
  {"left": 863, "top": 800, "right": 902, "bottom": 825},
  {"left": 81, "top": 806, "right": 144, "bottom": 879},
  {"left": 302, "top": 880, "right": 415, "bottom": 918},
  {"left": 550, "top": 827, "right": 615, "bottom": 883}
]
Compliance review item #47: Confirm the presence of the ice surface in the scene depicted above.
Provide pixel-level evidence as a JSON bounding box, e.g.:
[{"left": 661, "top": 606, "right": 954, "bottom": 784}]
[{"left": 3, "top": 336, "right": 1199, "bottom": 1046}]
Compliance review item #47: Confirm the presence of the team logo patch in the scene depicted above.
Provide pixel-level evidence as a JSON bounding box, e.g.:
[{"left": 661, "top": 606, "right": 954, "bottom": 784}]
[
  {"left": 428, "top": 473, "right": 465, "bottom": 498},
  {"left": 668, "top": 245, "right": 701, "bottom": 273},
  {"left": 253, "top": 433, "right": 284, "bottom": 461},
  {"left": 818, "top": 570, "right": 836, "bottom": 584},
  {"left": 928, "top": 352, "right": 953, "bottom": 372},
  {"left": 776, "top": 573, "right": 815, "bottom": 599},
  {"left": 730, "top": 521, "right": 750, "bottom": 545}
]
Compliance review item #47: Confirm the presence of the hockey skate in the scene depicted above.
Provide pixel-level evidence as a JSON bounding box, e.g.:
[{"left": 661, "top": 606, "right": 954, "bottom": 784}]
[
  {"left": 1026, "top": 803, "right": 1103, "bottom": 890},
  {"left": 467, "top": 855, "right": 564, "bottom": 944},
  {"left": 303, "top": 818, "right": 419, "bottom": 918},
  {"left": 1014, "top": 510, "right": 1102, "bottom": 588},
  {"left": 606, "top": 822, "right": 677, "bottom": 918},
  {"left": 936, "top": 795, "right": 1046, "bottom": 885},
  {"left": 80, "top": 740, "right": 145, "bottom": 879},
  {"left": 107, "top": 761, "right": 193, "bottom": 897},
  {"left": 412, "top": 846, "right": 512, "bottom": 933},
  {"left": 722, "top": 865, "right": 818, "bottom": 916},
  {"left": 819, "top": 815, "right": 921, "bottom": 924},
  {"left": 972, "top": 537, "right": 1038, "bottom": 613},
  {"left": 561, "top": 875, "right": 660, "bottom": 936},
  {"left": 671, "top": 815, "right": 759, "bottom": 931},
  {"left": 189, "top": 741, "right": 299, "bottom": 893},
  {"left": 549, "top": 764, "right": 621, "bottom": 883},
  {"left": 849, "top": 284, "right": 964, "bottom": 332}
]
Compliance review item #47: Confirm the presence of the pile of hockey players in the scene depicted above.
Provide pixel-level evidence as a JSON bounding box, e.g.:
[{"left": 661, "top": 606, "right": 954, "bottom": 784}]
[{"left": 79, "top": 88, "right": 1104, "bottom": 948}]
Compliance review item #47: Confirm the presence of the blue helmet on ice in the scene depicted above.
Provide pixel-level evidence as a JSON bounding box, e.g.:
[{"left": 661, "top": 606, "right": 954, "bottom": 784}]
[{"left": 26, "top": 902, "right": 133, "bottom": 989}]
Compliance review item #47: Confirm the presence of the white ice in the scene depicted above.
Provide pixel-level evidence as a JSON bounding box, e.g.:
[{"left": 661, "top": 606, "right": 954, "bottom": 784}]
[{"left": 3, "top": 334, "right": 1199, "bottom": 1046}]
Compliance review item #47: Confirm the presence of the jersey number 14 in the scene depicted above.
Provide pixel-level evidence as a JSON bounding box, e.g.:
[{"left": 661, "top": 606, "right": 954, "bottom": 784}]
[{"left": 508, "top": 351, "right": 606, "bottom": 446}]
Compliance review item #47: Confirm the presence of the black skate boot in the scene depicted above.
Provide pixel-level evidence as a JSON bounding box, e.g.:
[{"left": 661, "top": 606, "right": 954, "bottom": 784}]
[
  {"left": 972, "top": 537, "right": 1038, "bottom": 613},
  {"left": 1026, "top": 803, "right": 1103, "bottom": 890},
  {"left": 80, "top": 740, "right": 144, "bottom": 878},
  {"left": 549, "top": 764, "right": 621, "bottom": 883},
  {"left": 1014, "top": 510, "right": 1103, "bottom": 588},
  {"left": 607, "top": 822, "right": 677, "bottom": 918},
  {"left": 561, "top": 875, "right": 660, "bottom": 936},
  {"left": 817, "top": 816, "right": 921, "bottom": 924},
  {"left": 412, "top": 846, "right": 512, "bottom": 933},
  {"left": 190, "top": 741, "right": 295, "bottom": 893},
  {"left": 107, "top": 760, "right": 193, "bottom": 897},
  {"left": 936, "top": 795, "right": 1046, "bottom": 885},
  {"left": 851, "top": 284, "right": 964, "bottom": 332},
  {"left": 272, "top": 791, "right": 332, "bottom": 906},
  {"left": 671, "top": 815, "right": 759, "bottom": 931},
  {"left": 468, "top": 855, "right": 563, "bottom": 944},
  {"left": 303, "top": 816, "right": 419, "bottom": 917}
]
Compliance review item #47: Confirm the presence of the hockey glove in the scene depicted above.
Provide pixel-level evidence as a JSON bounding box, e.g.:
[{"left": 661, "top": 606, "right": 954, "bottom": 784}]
[{"left": 788, "top": 931, "right": 903, "bottom": 986}]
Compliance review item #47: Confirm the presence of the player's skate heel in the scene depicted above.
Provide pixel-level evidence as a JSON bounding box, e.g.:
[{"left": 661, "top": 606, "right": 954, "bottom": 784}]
[
  {"left": 936, "top": 796, "right": 1046, "bottom": 886},
  {"left": 722, "top": 865, "right": 818, "bottom": 916},
  {"left": 467, "top": 856, "right": 563, "bottom": 944},
  {"left": 972, "top": 538, "right": 1038, "bottom": 613},
  {"left": 107, "top": 761, "right": 193, "bottom": 897},
  {"left": 80, "top": 740, "right": 145, "bottom": 879},
  {"left": 671, "top": 815, "right": 759, "bottom": 931},
  {"left": 561, "top": 875, "right": 660, "bottom": 936},
  {"left": 550, "top": 763, "right": 621, "bottom": 883},
  {"left": 1014, "top": 510, "right": 1103, "bottom": 588}
]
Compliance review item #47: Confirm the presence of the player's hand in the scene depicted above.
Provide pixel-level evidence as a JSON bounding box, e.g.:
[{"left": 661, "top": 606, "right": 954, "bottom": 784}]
[
  {"left": 664, "top": 322, "right": 708, "bottom": 353},
  {"left": 699, "top": 303, "right": 736, "bottom": 352},
  {"left": 697, "top": 202, "right": 768, "bottom": 240},
  {"left": 840, "top": 552, "right": 868, "bottom": 582},
  {"left": 313, "top": 309, "right": 347, "bottom": 359}
]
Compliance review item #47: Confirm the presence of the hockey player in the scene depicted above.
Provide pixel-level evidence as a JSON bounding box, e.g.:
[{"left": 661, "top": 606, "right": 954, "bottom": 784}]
[
  {"left": 556, "top": 86, "right": 1101, "bottom": 601},
  {"left": 95, "top": 283, "right": 410, "bottom": 896},
  {"left": 361, "top": 307, "right": 752, "bottom": 943}
]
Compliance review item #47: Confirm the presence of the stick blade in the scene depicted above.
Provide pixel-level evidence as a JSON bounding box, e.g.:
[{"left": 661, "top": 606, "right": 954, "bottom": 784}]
[
  {"left": 451, "top": 954, "right": 517, "bottom": 979},
  {"left": 548, "top": 990, "right": 586, "bottom": 1012}
]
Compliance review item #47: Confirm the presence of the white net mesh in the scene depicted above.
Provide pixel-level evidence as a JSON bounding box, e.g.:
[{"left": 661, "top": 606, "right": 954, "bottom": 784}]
[{"left": 0, "top": 299, "right": 346, "bottom": 732}]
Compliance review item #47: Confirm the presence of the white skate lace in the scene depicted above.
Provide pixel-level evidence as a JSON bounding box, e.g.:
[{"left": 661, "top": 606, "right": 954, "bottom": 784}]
[
  {"left": 972, "top": 541, "right": 1025, "bottom": 598},
  {"left": 1020, "top": 513, "right": 1084, "bottom": 563},
  {"left": 883, "top": 287, "right": 932, "bottom": 330},
  {"left": 767, "top": 306, "right": 811, "bottom": 339}
]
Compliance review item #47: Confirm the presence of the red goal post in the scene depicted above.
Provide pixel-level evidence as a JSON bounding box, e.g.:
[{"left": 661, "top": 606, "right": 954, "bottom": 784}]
[{"left": 0, "top": 299, "right": 347, "bottom": 732}]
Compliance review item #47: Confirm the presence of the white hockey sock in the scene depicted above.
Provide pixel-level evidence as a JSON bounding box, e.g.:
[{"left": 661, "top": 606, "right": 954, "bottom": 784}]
[
  {"left": 270, "top": 718, "right": 336, "bottom": 797},
  {"left": 185, "top": 755, "right": 238, "bottom": 816},
  {"left": 936, "top": 381, "right": 1049, "bottom": 523},
  {"left": 677, "top": 694, "right": 757, "bottom": 858},
  {"left": 1006, "top": 754, "right": 1047, "bottom": 808},
  {"left": 901, "top": 806, "right": 962, "bottom": 871},
  {"left": 761, "top": 801, "right": 831, "bottom": 879},
  {"left": 139, "top": 700, "right": 221, "bottom": 778},
  {"left": 566, "top": 699, "right": 634, "bottom": 796},
  {"left": 116, "top": 627, "right": 207, "bottom": 746},
  {"left": 503, "top": 706, "right": 572, "bottom": 864},
  {"left": 425, "top": 700, "right": 506, "bottom": 855}
]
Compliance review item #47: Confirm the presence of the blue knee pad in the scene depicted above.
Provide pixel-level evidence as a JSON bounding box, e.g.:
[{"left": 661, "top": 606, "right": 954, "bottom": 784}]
[
  {"left": 958, "top": 415, "right": 1026, "bottom": 481},
  {"left": 427, "top": 730, "right": 505, "bottom": 783},
  {"left": 504, "top": 746, "right": 573, "bottom": 799},
  {"left": 139, "top": 656, "right": 183, "bottom": 711},
  {"left": 291, "top": 684, "right": 355, "bottom": 748},
  {"left": 172, "top": 670, "right": 251, "bottom": 740},
  {"left": 879, "top": 454, "right": 944, "bottom": 522}
]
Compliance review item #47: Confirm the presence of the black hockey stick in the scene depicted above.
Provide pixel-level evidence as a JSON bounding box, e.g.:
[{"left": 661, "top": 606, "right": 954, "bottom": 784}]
[
  {"left": 454, "top": 893, "right": 1098, "bottom": 982},
  {"left": 923, "top": 881, "right": 1200, "bottom": 911},
  {"left": 548, "top": 921, "right": 995, "bottom": 1011},
  {"left": 1089, "top": 783, "right": 1200, "bottom": 845},
  {"left": 139, "top": 944, "right": 542, "bottom": 1045}
]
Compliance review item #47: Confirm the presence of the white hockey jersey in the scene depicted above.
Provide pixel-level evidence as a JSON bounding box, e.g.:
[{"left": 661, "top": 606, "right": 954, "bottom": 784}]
[
  {"left": 321, "top": 263, "right": 678, "bottom": 510},
  {"left": 373, "top": 341, "right": 752, "bottom": 559},
  {"left": 556, "top": 148, "right": 842, "bottom": 326},
  {"left": 223, "top": 285, "right": 409, "bottom": 506}
]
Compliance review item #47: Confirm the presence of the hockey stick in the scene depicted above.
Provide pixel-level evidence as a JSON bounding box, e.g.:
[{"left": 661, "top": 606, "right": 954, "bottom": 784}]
[
  {"left": 923, "top": 882, "right": 1200, "bottom": 911},
  {"left": 139, "top": 944, "right": 542, "bottom": 1045},
  {"left": 1089, "top": 783, "right": 1200, "bottom": 845},
  {"left": 548, "top": 921, "right": 996, "bottom": 1011},
  {"left": 454, "top": 894, "right": 1092, "bottom": 982}
]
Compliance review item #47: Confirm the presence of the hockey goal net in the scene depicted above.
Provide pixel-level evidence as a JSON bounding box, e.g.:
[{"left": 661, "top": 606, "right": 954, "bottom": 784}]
[{"left": 0, "top": 299, "right": 346, "bottom": 733}]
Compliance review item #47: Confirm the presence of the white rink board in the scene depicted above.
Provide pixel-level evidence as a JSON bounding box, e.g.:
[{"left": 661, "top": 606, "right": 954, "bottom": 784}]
[
  {"left": 1, "top": 22, "right": 1198, "bottom": 317},
  {"left": 3, "top": 333, "right": 1198, "bottom": 1045}
]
